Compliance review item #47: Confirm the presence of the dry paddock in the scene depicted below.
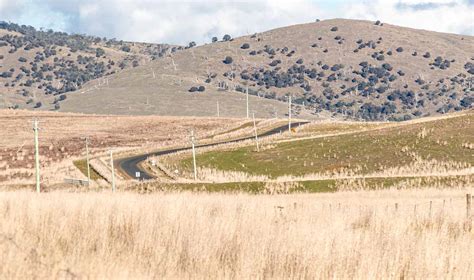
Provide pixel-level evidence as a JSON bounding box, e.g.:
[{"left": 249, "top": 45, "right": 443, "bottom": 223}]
[{"left": 1, "top": 187, "right": 473, "bottom": 279}]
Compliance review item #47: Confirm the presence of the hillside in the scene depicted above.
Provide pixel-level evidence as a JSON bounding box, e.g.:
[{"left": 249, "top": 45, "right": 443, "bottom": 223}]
[
  {"left": 2, "top": 19, "right": 473, "bottom": 120},
  {"left": 0, "top": 22, "right": 178, "bottom": 110},
  {"left": 58, "top": 19, "right": 474, "bottom": 120},
  {"left": 166, "top": 111, "right": 473, "bottom": 181}
]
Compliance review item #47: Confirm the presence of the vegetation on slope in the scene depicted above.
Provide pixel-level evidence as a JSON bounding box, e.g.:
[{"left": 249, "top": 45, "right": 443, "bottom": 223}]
[
  {"left": 61, "top": 19, "right": 474, "bottom": 119},
  {"left": 175, "top": 113, "right": 473, "bottom": 178}
]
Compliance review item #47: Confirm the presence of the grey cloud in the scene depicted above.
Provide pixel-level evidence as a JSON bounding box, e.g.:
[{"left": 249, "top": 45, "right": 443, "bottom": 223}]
[{"left": 395, "top": 1, "right": 458, "bottom": 11}]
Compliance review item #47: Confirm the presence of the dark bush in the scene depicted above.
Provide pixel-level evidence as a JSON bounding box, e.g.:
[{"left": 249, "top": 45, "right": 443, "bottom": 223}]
[
  {"left": 330, "top": 27, "right": 338, "bottom": 31},
  {"left": 223, "top": 56, "right": 233, "bottom": 64},
  {"left": 240, "top": 43, "right": 250, "bottom": 49},
  {"left": 460, "top": 96, "right": 473, "bottom": 108},
  {"left": 222, "top": 34, "right": 232, "bottom": 41},
  {"left": 212, "top": 37, "right": 218, "bottom": 43},
  {"left": 188, "top": 86, "right": 198, "bottom": 92},
  {"left": 296, "top": 58, "right": 304, "bottom": 64},
  {"left": 198, "top": 85, "right": 205, "bottom": 92},
  {"left": 95, "top": 48, "right": 105, "bottom": 57},
  {"left": 423, "top": 52, "right": 431, "bottom": 58},
  {"left": 382, "top": 63, "right": 392, "bottom": 71},
  {"left": 187, "top": 41, "right": 196, "bottom": 48},
  {"left": 269, "top": 60, "right": 280, "bottom": 66},
  {"left": 375, "top": 20, "right": 381, "bottom": 25},
  {"left": 121, "top": 45, "right": 131, "bottom": 52},
  {"left": 396, "top": 47, "right": 404, "bottom": 53},
  {"left": 18, "top": 57, "right": 27, "bottom": 62},
  {"left": 34, "top": 102, "right": 42, "bottom": 108}
]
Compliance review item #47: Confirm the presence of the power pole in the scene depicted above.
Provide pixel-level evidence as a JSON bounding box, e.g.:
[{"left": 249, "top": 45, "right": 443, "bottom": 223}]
[
  {"left": 33, "top": 119, "right": 40, "bottom": 193},
  {"left": 85, "top": 137, "right": 91, "bottom": 184},
  {"left": 288, "top": 95, "right": 292, "bottom": 132},
  {"left": 190, "top": 130, "right": 197, "bottom": 180},
  {"left": 253, "top": 113, "right": 260, "bottom": 152},
  {"left": 246, "top": 85, "right": 249, "bottom": 119},
  {"left": 217, "top": 101, "right": 220, "bottom": 117},
  {"left": 110, "top": 150, "right": 116, "bottom": 192}
]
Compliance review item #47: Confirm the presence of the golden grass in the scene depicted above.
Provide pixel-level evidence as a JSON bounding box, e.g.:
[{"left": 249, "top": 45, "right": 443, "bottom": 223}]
[
  {"left": 0, "top": 109, "right": 245, "bottom": 185},
  {"left": 1, "top": 187, "right": 473, "bottom": 279}
]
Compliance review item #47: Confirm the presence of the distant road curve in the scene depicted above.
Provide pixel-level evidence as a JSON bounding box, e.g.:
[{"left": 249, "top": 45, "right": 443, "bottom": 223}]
[{"left": 116, "top": 121, "right": 308, "bottom": 180}]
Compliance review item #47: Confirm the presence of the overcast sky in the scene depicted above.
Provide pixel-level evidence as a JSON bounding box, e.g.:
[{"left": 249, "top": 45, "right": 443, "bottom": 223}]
[{"left": 0, "top": 0, "right": 472, "bottom": 45}]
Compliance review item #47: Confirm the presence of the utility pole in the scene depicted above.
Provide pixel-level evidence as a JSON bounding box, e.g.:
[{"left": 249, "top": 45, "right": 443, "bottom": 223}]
[
  {"left": 217, "top": 101, "right": 220, "bottom": 117},
  {"left": 288, "top": 95, "right": 292, "bottom": 132},
  {"left": 190, "top": 130, "right": 198, "bottom": 181},
  {"left": 110, "top": 150, "right": 116, "bottom": 192},
  {"left": 33, "top": 119, "right": 40, "bottom": 193},
  {"left": 253, "top": 113, "right": 260, "bottom": 152},
  {"left": 246, "top": 85, "right": 249, "bottom": 119},
  {"left": 85, "top": 137, "right": 91, "bottom": 184}
]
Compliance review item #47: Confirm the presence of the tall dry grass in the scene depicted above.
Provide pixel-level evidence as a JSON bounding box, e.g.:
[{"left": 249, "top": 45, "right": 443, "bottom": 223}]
[{"left": 1, "top": 188, "right": 473, "bottom": 279}]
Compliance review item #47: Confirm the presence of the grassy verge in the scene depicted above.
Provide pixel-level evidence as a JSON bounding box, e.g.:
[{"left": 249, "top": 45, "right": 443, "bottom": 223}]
[
  {"left": 129, "top": 175, "right": 473, "bottom": 194},
  {"left": 73, "top": 160, "right": 103, "bottom": 181}
]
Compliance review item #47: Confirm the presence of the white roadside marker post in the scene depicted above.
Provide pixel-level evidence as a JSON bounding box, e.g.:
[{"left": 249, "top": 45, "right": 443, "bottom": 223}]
[{"left": 190, "top": 130, "right": 198, "bottom": 181}]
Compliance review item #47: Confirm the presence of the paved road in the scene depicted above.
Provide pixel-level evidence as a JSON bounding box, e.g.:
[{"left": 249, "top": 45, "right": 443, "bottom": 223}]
[{"left": 116, "top": 122, "right": 308, "bottom": 180}]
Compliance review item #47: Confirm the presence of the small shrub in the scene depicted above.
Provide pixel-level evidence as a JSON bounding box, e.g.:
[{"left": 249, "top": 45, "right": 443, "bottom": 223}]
[{"left": 223, "top": 56, "right": 233, "bottom": 64}]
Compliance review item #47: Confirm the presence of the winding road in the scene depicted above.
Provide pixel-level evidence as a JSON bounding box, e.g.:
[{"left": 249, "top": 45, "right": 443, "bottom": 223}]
[{"left": 116, "top": 121, "right": 308, "bottom": 180}]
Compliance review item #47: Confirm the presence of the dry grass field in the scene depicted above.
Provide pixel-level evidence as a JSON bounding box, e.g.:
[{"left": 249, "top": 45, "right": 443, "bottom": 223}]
[
  {"left": 0, "top": 188, "right": 473, "bottom": 279},
  {"left": 0, "top": 109, "right": 245, "bottom": 185}
]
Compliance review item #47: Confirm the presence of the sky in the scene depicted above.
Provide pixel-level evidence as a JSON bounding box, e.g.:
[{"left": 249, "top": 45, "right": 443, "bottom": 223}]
[{"left": 0, "top": 0, "right": 472, "bottom": 45}]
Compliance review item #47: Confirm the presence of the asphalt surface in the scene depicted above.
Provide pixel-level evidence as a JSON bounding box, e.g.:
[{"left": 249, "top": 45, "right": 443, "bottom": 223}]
[{"left": 116, "top": 121, "right": 308, "bottom": 180}]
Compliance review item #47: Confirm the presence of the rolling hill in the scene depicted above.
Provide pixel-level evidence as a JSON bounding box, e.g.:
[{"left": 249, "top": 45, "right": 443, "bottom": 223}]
[
  {"left": 2, "top": 19, "right": 473, "bottom": 120},
  {"left": 0, "top": 22, "right": 176, "bottom": 110}
]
